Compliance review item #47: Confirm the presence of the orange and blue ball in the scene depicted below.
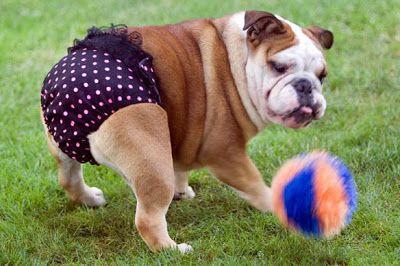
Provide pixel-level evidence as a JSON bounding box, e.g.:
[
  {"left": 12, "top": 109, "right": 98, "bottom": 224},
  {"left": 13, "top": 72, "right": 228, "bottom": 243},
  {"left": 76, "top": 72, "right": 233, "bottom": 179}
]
[{"left": 271, "top": 151, "right": 357, "bottom": 238}]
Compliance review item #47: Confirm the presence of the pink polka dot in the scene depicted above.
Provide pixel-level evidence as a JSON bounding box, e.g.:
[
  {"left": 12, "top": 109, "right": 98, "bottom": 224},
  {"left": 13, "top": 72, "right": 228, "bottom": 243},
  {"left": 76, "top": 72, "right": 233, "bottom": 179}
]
[
  {"left": 117, "top": 96, "right": 122, "bottom": 101},
  {"left": 71, "top": 57, "right": 76, "bottom": 61},
  {"left": 73, "top": 131, "right": 78, "bottom": 136},
  {"left": 97, "top": 115, "right": 102, "bottom": 120},
  {"left": 84, "top": 109, "right": 89, "bottom": 115},
  {"left": 63, "top": 129, "right": 67, "bottom": 133},
  {"left": 82, "top": 73, "right": 87, "bottom": 77},
  {"left": 139, "top": 86, "right": 144, "bottom": 91},
  {"left": 78, "top": 99, "right": 83, "bottom": 104},
  {"left": 106, "top": 86, "right": 111, "bottom": 91},
  {"left": 91, "top": 105, "right": 96, "bottom": 110},
  {"left": 71, "top": 63, "right": 76, "bottom": 67},
  {"left": 76, "top": 142, "right": 80, "bottom": 147},
  {"left": 83, "top": 82, "right": 89, "bottom": 87},
  {"left": 81, "top": 65, "right": 86, "bottom": 69},
  {"left": 85, "top": 123, "right": 90, "bottom": 127},
  {"left": 93, "top": 54, "right": 97, "bottom": 58},
  {"left": 99, "top": 101, "right": 104, "bottom": 106},
  {"left": 104, "top": 53, "right": 109, "bottom": 56},
  {"left": 91, "top": 120, "right": 95, "bottom": 124},
  {"left": 104, "top": 59, "right": 109, "bottom": 63},
  {"left": 128, "top": 76, "right": 133, "bottom": 79},
  {"left": 95, "top": 90, "right": 100, "bottom": 95},
  {"left": 77, "top": 114, "right": 82, "bottom": 119},
  {"left": 65, "top": 94, "right": 69, "bottom": 99},
  {"left": 128, "top": 84, "right": 133, "bottom": 89},
  {"left": 105, "top": 76, "right": 110, "bottom": 80},
  {"left": 127, "top": 95, "right": 131, "bottom": 100},
  {"left": 82, "top": 51, "right": 87, "bottom": 55},
  {"left": 137, "top": 96, "right": 142, "bottom": 101},
  {"left": 66, "top": 142, "right": 69, "bottom": 147},
  {"left": 63, "top": 111, "right": 68, "bottom": 116},
  {"left": 70, "top": 121, "right": 75, "bottom": 126},
  {"left": 73, "top": 87, "right": 78, "bottom": 92},
  {"left": 116, "top": 59, "right": 122, "bottom": 63},
  {"left": 148, "top": 98, "right": 152, "bottom": 103},
  {"left": 117, "top": 66, "right": 122, "bottom": 70},
  {"left": 53, "top": 109, "right": 56, "bottom": 114},
  {"left": 58, "top": 102, "right": 62, "bottom": 106},
  {"left": 71, "top": 69, "right": 75, "bottom": 74},
  {"left": 81, "top": 58, "right": 87, "bottom": 62},
  {"left": 60, "top": 119, "right": 63, "bottom": 124},
  {"left": 108, "top": 99, "right": 113, "bottom": 103},
  {"left": 93, "top": 69, "right": 98, "bottom": 74},
  {"left": 105, "top": 67, "right": 110, "bottom": 71},
  {"left": 117, "top": 75, "right": 122, "bottom": 79},
  {"left": 71, "top": 77, "right": 76, "bottom": 82},
  {"left": 70, "top": 104, "right": 75, "bottom": 109},
  {"left": 117, "top": 84, "right": 122, "bottom": 89},
  {"left": 62, "top": 69, "right": 66, "bottom": 74},
  {"left": 150, "top": 67, "right": 154, "bottom": 72},
  {"left": 94, "top": 79, "right": 99, "bottom": 83},
  {"left": 128, "top": 68, "right": 133, "bottom": 72},
  {"left": 93, "top": 62, "right": 97, "bottom": 65}
]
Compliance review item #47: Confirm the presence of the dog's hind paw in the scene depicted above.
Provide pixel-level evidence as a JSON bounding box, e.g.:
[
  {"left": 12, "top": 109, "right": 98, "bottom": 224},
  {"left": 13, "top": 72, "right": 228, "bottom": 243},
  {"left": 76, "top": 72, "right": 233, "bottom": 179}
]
[
  {"left": 174, "top": 186, "right": 196, "bottom": 200},
  {"left": 79, "top": 186, "right": 106, "bottom": 207}
]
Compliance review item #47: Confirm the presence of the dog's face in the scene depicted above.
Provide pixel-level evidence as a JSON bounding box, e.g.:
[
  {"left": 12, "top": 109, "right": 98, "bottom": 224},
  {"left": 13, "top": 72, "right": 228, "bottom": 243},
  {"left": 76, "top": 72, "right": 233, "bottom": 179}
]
[{"left": 243, "top": 11, "right": 334, "bottom": 129}]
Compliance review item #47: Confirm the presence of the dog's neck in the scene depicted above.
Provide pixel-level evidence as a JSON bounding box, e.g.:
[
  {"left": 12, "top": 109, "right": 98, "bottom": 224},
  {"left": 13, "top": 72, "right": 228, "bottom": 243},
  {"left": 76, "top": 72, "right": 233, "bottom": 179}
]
[{"left": 214, "top": 12, "right": 266, "bottom": 132}]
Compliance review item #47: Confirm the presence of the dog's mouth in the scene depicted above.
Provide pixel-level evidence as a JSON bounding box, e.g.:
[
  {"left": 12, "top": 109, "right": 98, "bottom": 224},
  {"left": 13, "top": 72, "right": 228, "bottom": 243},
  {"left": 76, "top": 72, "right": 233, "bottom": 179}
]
[
  {"left": 266, "top": 104, "right": 320, "bottom": 129},
  {"left": 284, "top": 105, "right": 317, "bottom": 123}
]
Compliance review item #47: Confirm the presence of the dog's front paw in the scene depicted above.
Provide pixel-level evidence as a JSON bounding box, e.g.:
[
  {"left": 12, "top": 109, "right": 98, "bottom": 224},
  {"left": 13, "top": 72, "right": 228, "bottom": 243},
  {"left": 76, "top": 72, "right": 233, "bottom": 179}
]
[
  {"left": 177, "top": 243, "right": 193, "bottom": 253},
  {"left": 79, "top": 186, "right": 106, "bottom": 207},
  {"left": 174, "top": 186, "right": 196, "bottom": 200}
]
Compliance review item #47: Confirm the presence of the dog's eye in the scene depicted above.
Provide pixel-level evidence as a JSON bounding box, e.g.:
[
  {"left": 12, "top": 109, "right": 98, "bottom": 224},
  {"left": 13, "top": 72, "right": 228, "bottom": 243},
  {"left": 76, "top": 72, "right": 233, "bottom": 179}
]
[{"left": 270, "top": 61, "right": 288, "bottom": 74}]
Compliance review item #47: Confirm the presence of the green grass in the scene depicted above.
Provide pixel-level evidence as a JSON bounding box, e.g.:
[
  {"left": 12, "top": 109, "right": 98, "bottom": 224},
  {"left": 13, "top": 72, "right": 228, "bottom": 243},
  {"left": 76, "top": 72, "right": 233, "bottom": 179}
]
[{"left": 1, "top": 0, "right": 399, "bottom": 265}]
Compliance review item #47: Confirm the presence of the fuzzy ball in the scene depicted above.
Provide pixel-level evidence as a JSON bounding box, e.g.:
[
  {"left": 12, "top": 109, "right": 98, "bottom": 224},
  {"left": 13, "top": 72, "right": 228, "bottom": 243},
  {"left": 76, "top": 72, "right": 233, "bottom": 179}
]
[{"left": 271, "top": 151, "right": 357, "bottom": 238}]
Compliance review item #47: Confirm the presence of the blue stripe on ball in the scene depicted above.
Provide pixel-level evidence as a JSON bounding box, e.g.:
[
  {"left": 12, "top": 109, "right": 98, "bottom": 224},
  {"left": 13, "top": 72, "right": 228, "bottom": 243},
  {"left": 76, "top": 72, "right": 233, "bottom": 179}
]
[
  {"left": 329, "top": 156, "right": 358, "bottom": 224},
  {"left": 283, "top": 164, "right": 320, "bottom": 235}
]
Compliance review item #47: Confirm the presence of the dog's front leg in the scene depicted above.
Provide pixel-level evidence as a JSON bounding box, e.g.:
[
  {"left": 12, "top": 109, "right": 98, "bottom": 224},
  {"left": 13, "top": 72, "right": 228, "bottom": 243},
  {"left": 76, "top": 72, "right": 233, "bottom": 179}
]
[{"left": 208, "top": 153, "right": 273, "bottom": 212}]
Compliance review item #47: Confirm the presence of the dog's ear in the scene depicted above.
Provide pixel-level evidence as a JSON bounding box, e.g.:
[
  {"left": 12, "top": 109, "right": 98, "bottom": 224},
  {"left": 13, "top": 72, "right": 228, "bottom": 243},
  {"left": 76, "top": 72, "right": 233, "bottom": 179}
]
[
  {"left": 243, "top": 10, "right": 286, "bottom": 45},
  {"left": 305, "top": 26, "right": 334, "bottom": 49}
]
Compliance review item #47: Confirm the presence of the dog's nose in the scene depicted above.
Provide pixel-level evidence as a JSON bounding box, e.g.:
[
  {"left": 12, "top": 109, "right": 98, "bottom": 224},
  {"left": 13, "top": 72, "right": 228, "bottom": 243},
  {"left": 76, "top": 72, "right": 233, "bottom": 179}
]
[{"left": 294, "top": 78, "right": 313, "bottom": 96}]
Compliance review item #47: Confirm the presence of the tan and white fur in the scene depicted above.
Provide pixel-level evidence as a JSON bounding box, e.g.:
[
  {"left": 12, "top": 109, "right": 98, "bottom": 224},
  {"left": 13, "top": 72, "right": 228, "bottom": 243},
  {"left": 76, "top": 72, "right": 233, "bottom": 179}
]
[{"left": 42, "top": 10, "right": 333, "bottom": 253}]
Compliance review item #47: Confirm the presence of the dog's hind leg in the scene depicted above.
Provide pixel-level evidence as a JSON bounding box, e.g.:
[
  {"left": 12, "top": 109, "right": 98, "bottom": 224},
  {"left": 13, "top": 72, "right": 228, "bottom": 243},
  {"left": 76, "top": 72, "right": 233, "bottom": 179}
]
[
  {"left": 173, "top": 171, "right": 196, "bottom": 200},
  {"left": 89, "top": 104, "right": 192, "bottom": 253},
  {"left": 45, "top": 133, "right": 106, "bottom": 207}
]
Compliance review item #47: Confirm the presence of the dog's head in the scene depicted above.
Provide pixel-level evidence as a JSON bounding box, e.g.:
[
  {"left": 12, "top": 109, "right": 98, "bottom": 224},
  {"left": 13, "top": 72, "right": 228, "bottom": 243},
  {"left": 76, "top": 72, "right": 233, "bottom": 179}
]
[{"left": 243, "top": 11, "right": 333, "bottom": 129}]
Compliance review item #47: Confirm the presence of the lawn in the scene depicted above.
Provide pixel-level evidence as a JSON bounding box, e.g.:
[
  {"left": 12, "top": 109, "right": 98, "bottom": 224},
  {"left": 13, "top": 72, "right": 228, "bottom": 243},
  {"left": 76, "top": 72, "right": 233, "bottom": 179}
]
[{"left": 0, "top": 0, "right": 399, "bottom": 265}]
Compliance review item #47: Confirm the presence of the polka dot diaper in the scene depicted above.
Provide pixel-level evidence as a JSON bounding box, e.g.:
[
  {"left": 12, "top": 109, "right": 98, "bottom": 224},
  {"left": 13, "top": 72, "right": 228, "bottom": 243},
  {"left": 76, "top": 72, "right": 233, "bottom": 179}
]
[{"left": 41, "top": 48, "right": 161, "bottom": 164}]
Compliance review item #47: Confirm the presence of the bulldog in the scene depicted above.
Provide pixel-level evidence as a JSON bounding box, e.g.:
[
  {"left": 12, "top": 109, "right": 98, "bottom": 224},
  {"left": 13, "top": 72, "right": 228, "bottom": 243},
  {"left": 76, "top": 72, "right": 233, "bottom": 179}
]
[{"left": 41, "top": 10, "right": 333, "bottom": 253}]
